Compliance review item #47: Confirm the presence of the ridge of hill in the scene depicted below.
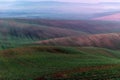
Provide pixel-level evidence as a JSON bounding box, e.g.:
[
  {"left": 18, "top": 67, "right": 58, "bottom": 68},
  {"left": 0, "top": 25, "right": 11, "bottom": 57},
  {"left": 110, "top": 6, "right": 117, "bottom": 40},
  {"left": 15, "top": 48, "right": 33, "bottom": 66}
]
[
  {"left": 12, "top": 19, "right": 120, "bottom": 34},
  {"left": 36, "top": 33, "right": 120, "bottom": 49}
]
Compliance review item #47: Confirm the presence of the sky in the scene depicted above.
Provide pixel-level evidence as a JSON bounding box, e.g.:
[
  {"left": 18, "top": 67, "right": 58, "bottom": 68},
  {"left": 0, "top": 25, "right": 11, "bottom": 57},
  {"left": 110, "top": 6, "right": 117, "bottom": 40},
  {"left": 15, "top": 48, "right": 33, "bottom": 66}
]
[
  {"left": 0, "top": 0, "right": 120, "bottom": 18},
  {"left": 47, "top": 0, "right": 120, "bottom": 3},
  {"left": 0, "top": 0, "right": 120, "bottom": 13},
  {"left": 1, "top": 0, "right": 120, "bottom": 3}
]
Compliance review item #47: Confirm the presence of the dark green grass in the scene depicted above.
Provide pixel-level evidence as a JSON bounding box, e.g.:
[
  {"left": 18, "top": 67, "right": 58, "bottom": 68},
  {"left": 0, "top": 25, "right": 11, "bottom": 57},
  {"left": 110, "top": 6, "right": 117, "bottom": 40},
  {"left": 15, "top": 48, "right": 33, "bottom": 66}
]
[
  {"left": 0, "top": 35, "right": 37, "bottom": 50},
  {"left": 0, "top": 46, "right": 119, "bottom": 79}
]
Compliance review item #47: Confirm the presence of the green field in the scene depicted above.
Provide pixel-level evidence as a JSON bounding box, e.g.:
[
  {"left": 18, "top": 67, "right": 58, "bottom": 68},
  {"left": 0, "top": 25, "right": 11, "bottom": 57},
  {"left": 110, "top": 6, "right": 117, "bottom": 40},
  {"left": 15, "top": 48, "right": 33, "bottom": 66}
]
[{"left": 0, "top": 46, "right": 119, "bottom": 80}]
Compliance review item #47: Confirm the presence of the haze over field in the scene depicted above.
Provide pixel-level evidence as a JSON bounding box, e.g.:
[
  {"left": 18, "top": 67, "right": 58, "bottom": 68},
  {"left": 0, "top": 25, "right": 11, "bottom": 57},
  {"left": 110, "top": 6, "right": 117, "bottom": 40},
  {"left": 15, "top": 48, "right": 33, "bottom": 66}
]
[{"left": 1, "top": 0, "right": 120, "bottom": 19}]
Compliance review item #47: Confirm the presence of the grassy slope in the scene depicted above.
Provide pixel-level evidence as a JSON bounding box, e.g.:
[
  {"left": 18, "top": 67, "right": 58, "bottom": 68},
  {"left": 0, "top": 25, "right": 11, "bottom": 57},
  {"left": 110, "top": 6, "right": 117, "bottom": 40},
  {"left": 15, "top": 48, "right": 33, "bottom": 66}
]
[
  {"left": 0, "top": 46, "right": 120, "bottom": 79},
  {"left": 0, "top": 19, "right": 85, "bottom": 50}
]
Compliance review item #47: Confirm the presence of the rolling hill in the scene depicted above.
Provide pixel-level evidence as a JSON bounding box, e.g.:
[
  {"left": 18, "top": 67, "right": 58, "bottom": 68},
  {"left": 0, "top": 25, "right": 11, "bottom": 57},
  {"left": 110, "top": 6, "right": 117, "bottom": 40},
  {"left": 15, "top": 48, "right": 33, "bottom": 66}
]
[
  {"left": 0, "top": 19, "right": 85, "bottom": 49},
  {"left": 0, "top": 19, "right": 83, "bottom": 39},
  {"left": 36, "top": 33, "right": 120, "bottom": 49},
  {"left": 12, "top": 19, "right": 120, "bottom": 34},
  {"left": 2, "top": 19, "right": 120, "bottom": 50},
  {"left": 93, "top": 13, "right": 120, "bottom": 21},
  {"left": 0, "top": 19, "right": 120, "bottom": 79}
]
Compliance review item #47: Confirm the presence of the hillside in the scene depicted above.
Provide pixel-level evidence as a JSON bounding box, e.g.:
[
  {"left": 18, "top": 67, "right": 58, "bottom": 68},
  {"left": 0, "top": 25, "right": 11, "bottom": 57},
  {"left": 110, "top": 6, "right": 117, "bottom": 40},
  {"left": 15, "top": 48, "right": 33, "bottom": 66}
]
[
  {"left": 0, "top": 19, "right": 83, "bottom": 39},
  {"left": 0, "top": 19, "right": 84, "bottom": 49},
  {"left": 12, "top": 19, "right": 120, "bottom": 34},
  {"left": 36, "top": 33, "right": 120, "bottom": 49},
  {"left": 93, "top": 13, "right": 120, "bottom": 21},
  {"left": 2, "top": 19, "right": 120, "bottom": 50},
  {"left": 0, "top": 46, "right": 119, "bottom": 80}
]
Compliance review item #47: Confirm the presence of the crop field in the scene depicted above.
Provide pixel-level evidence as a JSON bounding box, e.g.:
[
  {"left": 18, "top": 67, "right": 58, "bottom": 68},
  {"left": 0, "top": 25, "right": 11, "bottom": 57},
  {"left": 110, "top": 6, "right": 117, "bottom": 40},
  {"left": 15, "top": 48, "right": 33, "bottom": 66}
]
[{"left": 0, "top": 46, "right": 119, "bottom": 80}]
